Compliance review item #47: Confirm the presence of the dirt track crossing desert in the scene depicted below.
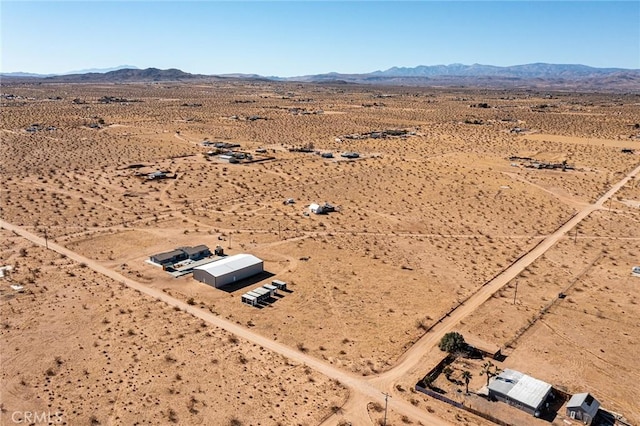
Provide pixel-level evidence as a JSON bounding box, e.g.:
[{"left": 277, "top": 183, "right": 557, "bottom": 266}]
[{"left": 2, "top": 82, "right": 640, "bottom": 425}]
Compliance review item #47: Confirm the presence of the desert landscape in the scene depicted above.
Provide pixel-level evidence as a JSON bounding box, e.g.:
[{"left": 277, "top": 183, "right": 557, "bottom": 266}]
[{"left": 1, "top": 80, "right": 639, "bottom": 425}]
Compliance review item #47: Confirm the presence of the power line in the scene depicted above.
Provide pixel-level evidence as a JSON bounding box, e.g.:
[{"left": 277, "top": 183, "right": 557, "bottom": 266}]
[{"left": 383, "top": 392, "right": 391, "bottom": 426}]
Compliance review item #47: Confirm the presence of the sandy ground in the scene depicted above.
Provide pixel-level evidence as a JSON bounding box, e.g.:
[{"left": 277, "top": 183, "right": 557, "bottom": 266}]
[
  {"left": 0, "top": 231, "right": 348, "bottom": 425},
  {"left": 1, "top": 82, "right": 639, "bottom": 425},
  {"left": 458, "top": 211, "right": 640, "bottom": 424}
]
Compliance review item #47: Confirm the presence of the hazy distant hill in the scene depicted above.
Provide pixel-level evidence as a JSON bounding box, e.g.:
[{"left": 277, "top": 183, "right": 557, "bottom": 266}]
[
  {"left": 1, "top": 71, "right": 57, "bottom": 78},
  {"left": 63, "top": 65, "right": 140, "bottom": 75},
  {"left": 0, "top": 65, "right": 139, "bottom": 78},
  {"left": 288, "top": 63, "right": 640, "bottom": 91},
  {"left": 369, "top": 63, "right": 632, "bottom": 78},
  {"left": 2, "top": 63, "right": 639, "bottom": 91},
  {"left": 41, "top": 67, "right": 210, "bottom": 83}
]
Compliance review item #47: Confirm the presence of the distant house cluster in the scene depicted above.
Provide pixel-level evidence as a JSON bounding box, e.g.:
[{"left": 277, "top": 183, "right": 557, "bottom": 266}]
[
  {"left": 202, "top": 141, "right": 240, "bottom": 149},
  {"left": 129, "top": 165, "right": 177, "bottom": 181},
  {"left": 340, "top": 152, "right": 360, "bottom": 159},
  {"left": 201, "top": 140, "right": 275, "bottom": 164},
  {"left": 288, "top": 107, "right": 324, "bottom": 115},
  {"left": 340, "top": 129, "right": 416, "bottom": 140},
  {"left": 218, "top": 152, "right": 252, "bottom": 163},
  {"left": 98, "top": 96, "right": 139, "bottom": 104},
  {"left": 25, "top": 123, "right": 56, "bottom": 132},
  {"left": 146, "top": 170, "right": 172, "bottom": 180},
  {"left": 508, "top": 156, "right": 574, "bottom": 171}
]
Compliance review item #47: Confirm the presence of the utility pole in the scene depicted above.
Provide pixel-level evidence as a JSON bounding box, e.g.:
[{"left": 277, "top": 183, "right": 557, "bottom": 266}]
[
  {"left": 44, "top": 228, "right": 49, "bottom": 250},
  {"left": 278, "top": 221, "right": 281, "bottom": 240},
  {"left": 513, "top": 281, "right": 518, "bottom": 305},
  {"left": 383, "top": 392, "right": 391, "bottom": 426}
]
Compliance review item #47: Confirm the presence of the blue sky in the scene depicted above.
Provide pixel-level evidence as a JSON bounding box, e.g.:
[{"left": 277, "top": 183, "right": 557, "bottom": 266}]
[{"left": 1, "top": 1, "right": 639, "bottom": 76}]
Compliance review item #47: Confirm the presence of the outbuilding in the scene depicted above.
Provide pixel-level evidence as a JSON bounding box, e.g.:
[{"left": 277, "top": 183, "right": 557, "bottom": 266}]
[
  {"left": 463, "top": 334, "right": 502, "bottom": 360},
  {"left": 488, "top": 369, "right": 552, "bottom": 416},
  {"left": 271, "top": 280, "right": 287, "bottom": 291},
  {"left": 193, "top": 254, "right": 263, "bottom": 288},
  {"left": 309, "top": 203, "right": 321, "bottom": 214},
  {"left": 241, "top": 293, "right": 258, "bottom": 306},
  {"left": 566, "top": 393, "right": 600, "bottom": 425}
]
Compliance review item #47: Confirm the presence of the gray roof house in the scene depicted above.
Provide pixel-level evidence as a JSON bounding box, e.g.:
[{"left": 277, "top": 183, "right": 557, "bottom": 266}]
[
  {"left": 566, "top": 393, "right": 600, "bottom": 425},
  {"left": 180, "top": 245, "right": 211, "bottom": 260},
  {"left": 150, "top": 249, "right": 187, "bottom": 265},
  {"left": 150, "top": 245, "right": 212, "bottom": 266},
  {"left": 488, "top": 369, "right": 552, "bottom": 416}
]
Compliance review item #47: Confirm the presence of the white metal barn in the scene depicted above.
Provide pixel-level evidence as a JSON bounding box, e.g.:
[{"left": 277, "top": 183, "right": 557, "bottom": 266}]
[{"left": 193, "top": 254, "right": 263, "bottom": 288}]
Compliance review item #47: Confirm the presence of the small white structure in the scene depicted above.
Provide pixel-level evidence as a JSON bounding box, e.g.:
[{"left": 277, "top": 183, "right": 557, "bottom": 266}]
[
  {"left": 263, "top": 283, "right": 278, "bottom": 296},
  {"left": 0, "top": 265, "right": 14, "bottom": 278},
  {"left": 566, "top": 393, "right": 600, "bottom": 425},
  {"left": 241, "top": 293, "right": 257, "bottom": 306},
  {"left": 193, "top": 254, "right": 263, "bottom": 288},
  {"left": 632, "top": 266, "right": 640, "bottom": 277},
  {"left": 271, "top": 280, "right": 287, "bottom": 291},
  {"left": 309, "top": 202, "right": 336, "bottom": 215},
  {"left": 252, "top": 287, "right": 270, "bottom": 299},
  {"left": 147, "top": 171, "right": 167, "bottom": 180}
]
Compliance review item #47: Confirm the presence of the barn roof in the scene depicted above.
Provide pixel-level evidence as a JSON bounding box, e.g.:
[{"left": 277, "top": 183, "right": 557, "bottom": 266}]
[{"left": 194, "top": 254, "right": 262, "bottom": 277}]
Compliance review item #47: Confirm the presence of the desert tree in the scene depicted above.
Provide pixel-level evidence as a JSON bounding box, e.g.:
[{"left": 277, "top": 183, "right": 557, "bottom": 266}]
[
  {"left": 421, "top": 375, "right": 435, "bottom": 389},
  {"left": 461, "top": 370, "right": 472, "bottom": 394},
  {"left": 480, "top": 361, "right": 501, "bottom": 386},
  {"left": 443, "top": 366, "right": 454, "bottom": 381},
  {"left": 438, "top": 332, "right": 466, "bottom": 354}
]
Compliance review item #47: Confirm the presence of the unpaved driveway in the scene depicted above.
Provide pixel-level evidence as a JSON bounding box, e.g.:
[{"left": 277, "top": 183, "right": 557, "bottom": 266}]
[{"left": 3, "top": 162, "right": 638, "bottom": 425}]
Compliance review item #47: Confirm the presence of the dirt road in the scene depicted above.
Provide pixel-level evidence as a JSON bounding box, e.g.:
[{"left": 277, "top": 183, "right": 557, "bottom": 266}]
[
  {"left": 3, "top": 163, "right": 638, "bottom": 425},
  {"left": 0, "top": 219, "right": 453, "bottom": 426},
  {"left": 369, "top": 163, "right": 640, "bottom": 390}
]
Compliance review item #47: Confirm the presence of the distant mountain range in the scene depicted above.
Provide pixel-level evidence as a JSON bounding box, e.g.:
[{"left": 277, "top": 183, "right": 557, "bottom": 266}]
[
  {"left": 40, "top": 67, "right": 209, "bottom": 83},
  {"left": 285, "top": 63, "right": 640, "bottom": 91},
  {"left": 1, "top": 65, "right": 139, "bottom": 78},
  {"left": 2, "top": 63, "right": 639, "bottom": 91},
  {"left": 371, "top": 63, "right": 632, "bottom": 78}
]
